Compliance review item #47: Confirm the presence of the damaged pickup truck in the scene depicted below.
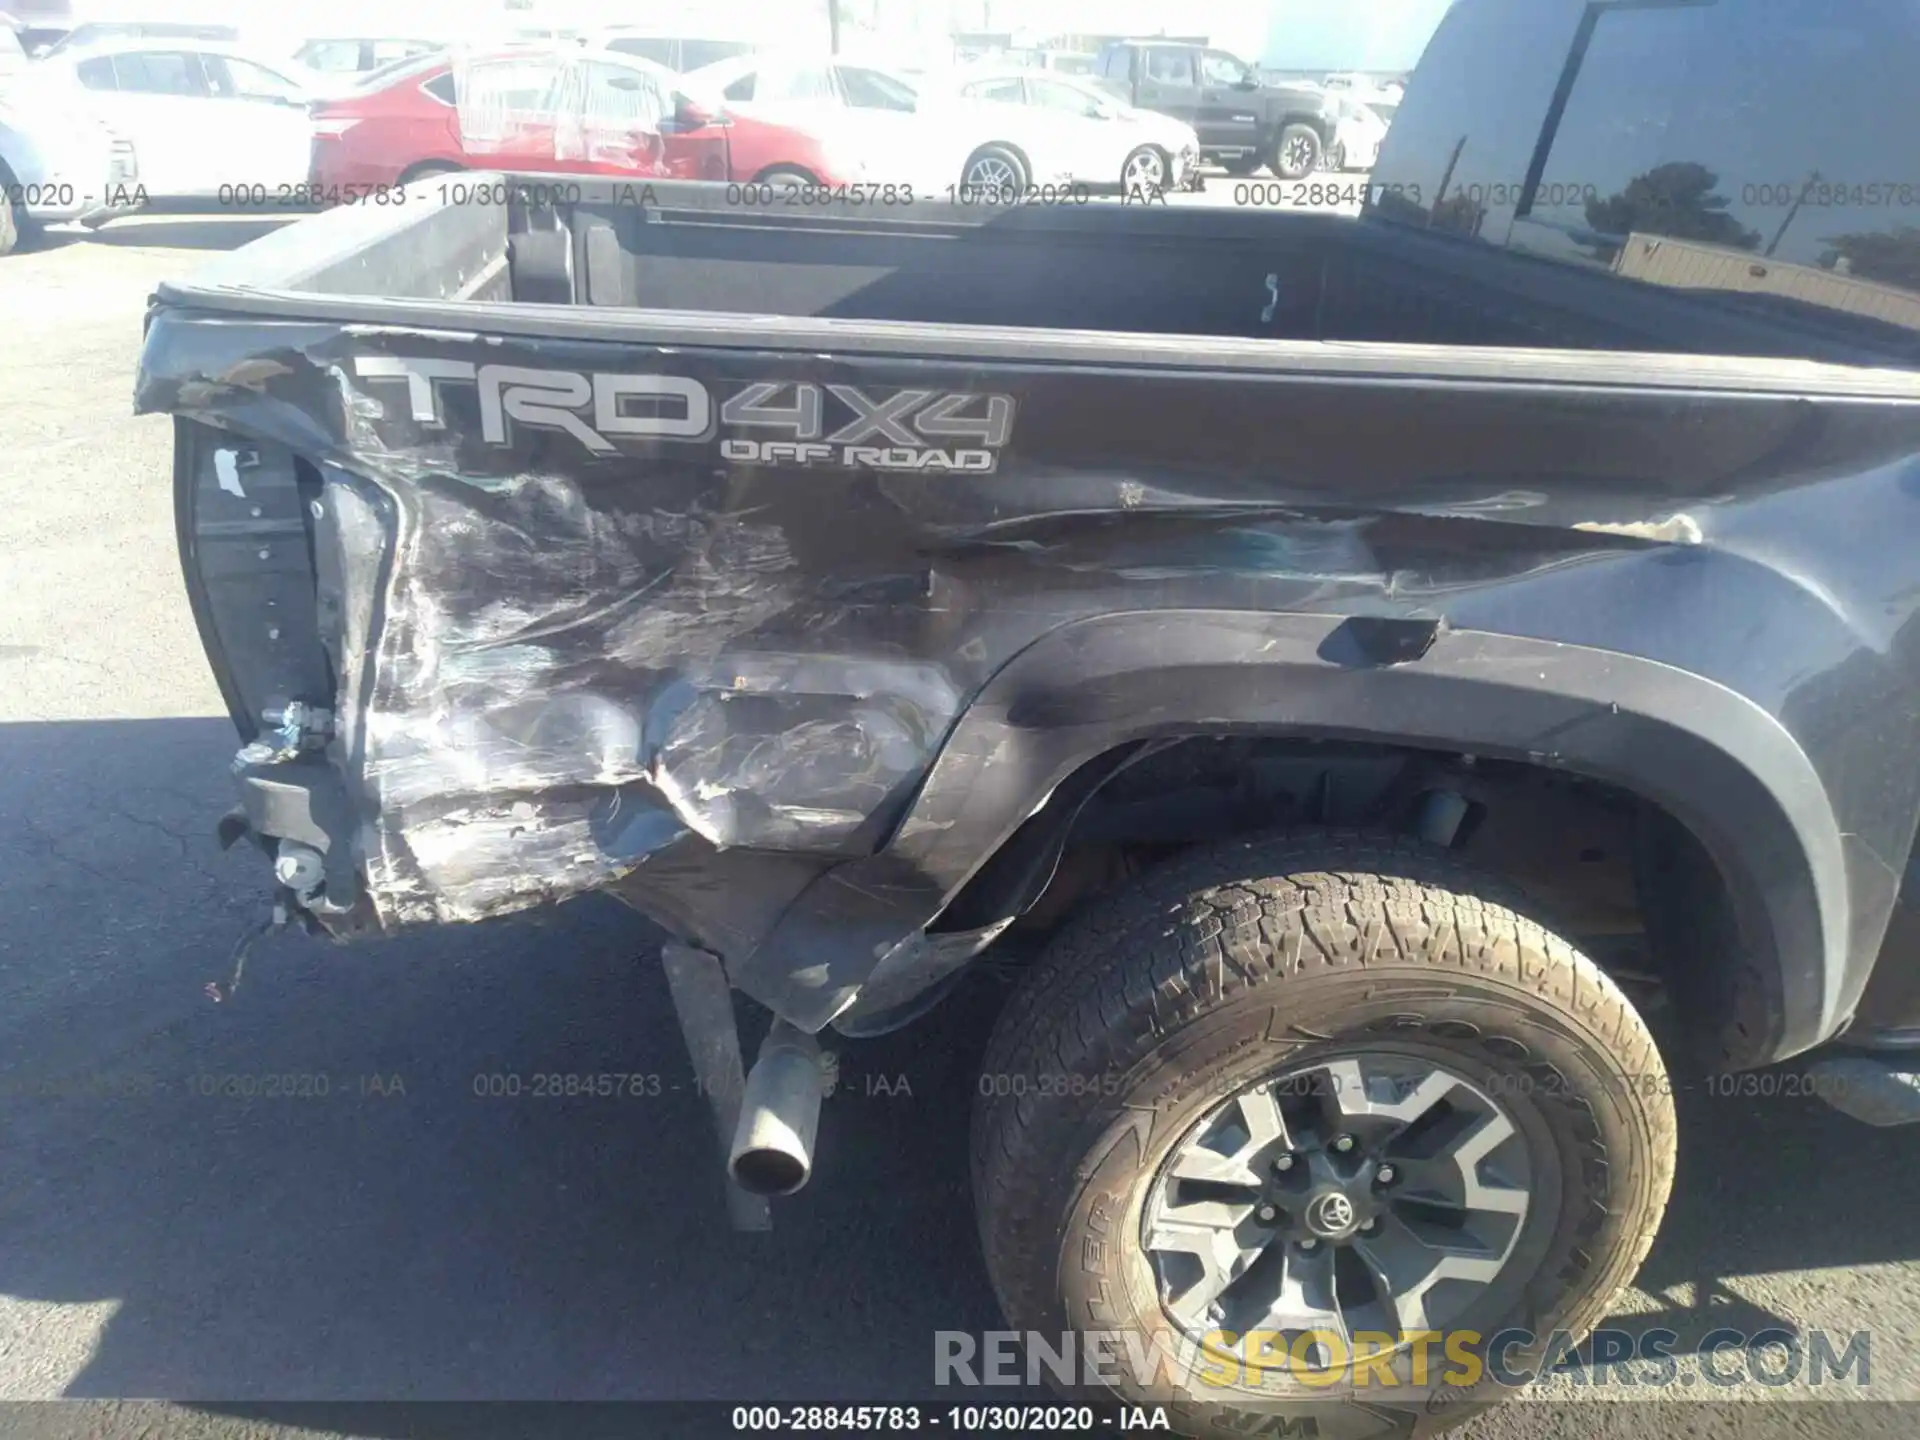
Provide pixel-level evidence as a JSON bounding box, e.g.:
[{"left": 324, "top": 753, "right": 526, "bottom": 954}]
[{"left": 136, "top": 3, "right": 1920, "bottom": 1430}]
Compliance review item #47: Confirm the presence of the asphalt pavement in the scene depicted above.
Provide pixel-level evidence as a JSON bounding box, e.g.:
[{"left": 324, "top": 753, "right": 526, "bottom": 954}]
[{"left": 0, "top": 211, "right": 1917, "bottom": 1440}]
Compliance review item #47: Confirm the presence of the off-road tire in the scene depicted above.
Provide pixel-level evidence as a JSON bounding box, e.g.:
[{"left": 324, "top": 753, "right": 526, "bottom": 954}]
[
  {"left": 971, "top": 831, "right": 1676, "bottom": 1438},
  {"left": 1271, "top": 123, "right": 1324, "bottom": 180}
]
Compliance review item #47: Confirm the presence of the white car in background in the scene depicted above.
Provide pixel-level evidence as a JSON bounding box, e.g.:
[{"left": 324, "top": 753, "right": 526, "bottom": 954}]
[
  {"left": 1000, "top": 48, "right": 1098, "bottom": 76},
  {"left": 1326, "top": 95, "right": 1389, "bottom": 171},
  {"left": 36, "top": 40, "right": 315, "bottom": 200},
  {"left": 275, "top": 37, "right": 452, "bottom": 101},
  {"left": 291, "top": 36, "right": 447, "bottom": 81},
  {"left": 0, "top": 78, "right": 139, "bottom": 254},
  {"left": 945, "top": 69, "right": 1199, "bottom": 192},
  {"left": 1322, "top": 73, "right": 1404, "bottom": 106},
  {"left": 685, "top": 51, "right": 1089, "bottom": 196},
  {"left": 593, "top": 29, "right": 762, "bottom": 73},
  {"left": 685, "top": 52, "right": 959, "bottom": 191}
]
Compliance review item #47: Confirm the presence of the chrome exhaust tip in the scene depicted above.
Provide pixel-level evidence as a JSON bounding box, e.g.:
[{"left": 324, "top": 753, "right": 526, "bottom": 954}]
[{"left": 727, "top": 1020, "right": 826, "bottom": 1196}]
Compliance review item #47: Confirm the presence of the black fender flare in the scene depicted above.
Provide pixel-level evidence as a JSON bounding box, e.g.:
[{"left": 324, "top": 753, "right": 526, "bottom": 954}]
[
  {"left": 1273, "top": 112, "right": 1337, "bottom": 148},
  {"left": 734, "top": 610, "right": 1845, "bottom": 1062}
]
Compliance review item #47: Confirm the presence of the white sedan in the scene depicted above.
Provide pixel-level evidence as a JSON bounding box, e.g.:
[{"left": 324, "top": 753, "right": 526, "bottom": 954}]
[
  {"left": 686, "top": 51, "right": 1122, "bottom": 196},
  {"left": 1325, "top": 97, "right": 1389, "bottom": 172},
  {"left": 0, "top": 81, "right": 140, "bottom": 254},
  {"left": 943, "top": 69, "right": 1200, "bottom": 193},
  {"left": 34, "top": 40, "right": 316, "bottom": 199}
]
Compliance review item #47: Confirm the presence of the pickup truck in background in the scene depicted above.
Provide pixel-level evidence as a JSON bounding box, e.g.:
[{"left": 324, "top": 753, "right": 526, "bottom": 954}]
[
  {"left": 1091, "top": 39, "right": 1340, "bottom": 179},
  {"left": 136, "top": 0, "right": 1920, "bottom": 1432}
]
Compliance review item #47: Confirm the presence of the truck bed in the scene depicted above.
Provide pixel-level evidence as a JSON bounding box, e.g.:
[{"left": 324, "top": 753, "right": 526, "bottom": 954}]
[
  {"left": 138, "top": 176, "right": 1920, "bottom": 1060},
  {"left": 163, "top": 177, "right": 1920, "bottom": 363}
]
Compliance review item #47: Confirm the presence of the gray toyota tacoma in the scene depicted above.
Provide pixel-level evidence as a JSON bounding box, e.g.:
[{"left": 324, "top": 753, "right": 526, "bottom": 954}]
[
  {"left": 1091, "top": 39, "right": 1340, "bottom": 180},
  {"left": 136, "top": 0, "right": 1920, "bottom": 1432}
]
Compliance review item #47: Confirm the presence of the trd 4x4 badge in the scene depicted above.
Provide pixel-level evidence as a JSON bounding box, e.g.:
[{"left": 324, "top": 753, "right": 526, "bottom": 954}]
[{"left": 352, "top": 358, "right": 1017, "bottom": 473}]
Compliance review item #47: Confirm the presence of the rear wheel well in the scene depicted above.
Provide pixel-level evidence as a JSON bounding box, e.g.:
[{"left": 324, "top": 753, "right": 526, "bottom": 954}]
[
  {"left": 1274, "top": 111, "right": 1333, "bottom": 143},
  {"left": 751, "top": 163, "right": 822, "bottom": 185},
  {"left": 397, "top": 159, "right": 463, "bottom": 185},
  {"left": 937, "top": 734, "right": 1757, "bottom": 1067}
]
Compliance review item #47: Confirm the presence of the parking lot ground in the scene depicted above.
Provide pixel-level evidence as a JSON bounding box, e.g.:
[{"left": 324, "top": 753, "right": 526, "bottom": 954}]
[{"left": 1, "top": 214, "right": 1918, "bottom": 1439}]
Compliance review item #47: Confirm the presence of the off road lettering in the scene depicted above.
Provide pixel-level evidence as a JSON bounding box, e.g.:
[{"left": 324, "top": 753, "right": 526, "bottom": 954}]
[{"left": 354, "top": 359, "right": 1014, "bottom": 471}]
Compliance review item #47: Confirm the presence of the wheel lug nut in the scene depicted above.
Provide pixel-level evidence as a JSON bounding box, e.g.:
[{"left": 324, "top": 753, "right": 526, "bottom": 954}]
[
  {"left": 1331, "top": 1135, "right": 1355, "bottom": 1154},
  {"left": 1256, "top": 1204, "right": 1277, "bottom": 1224},
  {"left": 1361, "top": 1217, "right": 1381, "bottom": 1235},
  {"left": 1299, "top": 1237, "right": 1319, "bottom": 1251},
  {"left": 1375, "top": 1163, "right": 1397, "bottom": 1185},
  {"left": 1272, "top": 1153, "right": 1295, "bottom": 1174}
]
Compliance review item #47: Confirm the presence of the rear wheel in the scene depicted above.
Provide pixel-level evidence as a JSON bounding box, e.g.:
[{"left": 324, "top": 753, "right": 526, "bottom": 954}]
[
  {"left": 972, "top": 832, "right": 1676, "bottom": 1436},
  {"left": 1271, "top": 123, "right": 1324, "bottom": 180},
  {"left": 960, "top": 145, "right": 1029, "bottom": 202}
]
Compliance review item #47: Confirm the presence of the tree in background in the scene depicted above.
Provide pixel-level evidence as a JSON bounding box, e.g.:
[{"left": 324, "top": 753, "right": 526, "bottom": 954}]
[
  {"left": 1583, "top": 161, "right": 1760, "bottom": 262},
  {"left": 1820, "top": 227, "right": 1920, "bottom": 291}
]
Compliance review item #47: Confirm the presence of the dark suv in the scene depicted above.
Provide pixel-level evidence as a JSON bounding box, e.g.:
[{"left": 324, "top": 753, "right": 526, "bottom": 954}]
[{"left": 1093, "top": 39, "right": 1340, "bottom": 178}]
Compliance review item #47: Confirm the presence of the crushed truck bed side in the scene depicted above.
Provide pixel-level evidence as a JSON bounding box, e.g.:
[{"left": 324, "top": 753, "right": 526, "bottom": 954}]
[{"left": 139, "top": 183, "right": 1920, "bottom": 1059}]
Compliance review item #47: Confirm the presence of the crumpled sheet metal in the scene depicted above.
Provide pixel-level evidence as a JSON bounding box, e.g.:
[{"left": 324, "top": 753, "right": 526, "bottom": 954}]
[
  {"left": 146, "top": 323, "right": 968, "bottom": 928},
  {"left": 140, "top": 309, "right": 1920, "bottom": 954},
  {"left": 338, "top": 451, "right": 962, "bottom": 926}
]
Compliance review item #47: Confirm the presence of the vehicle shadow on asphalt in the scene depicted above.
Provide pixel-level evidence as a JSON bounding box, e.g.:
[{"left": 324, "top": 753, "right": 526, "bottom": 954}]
[
  {"left": 1, "top": 716, "right": 1917, "bottom": 1411},
  {"left": 31, "top": 214, "right": 298, "bottom": 256},
  {"left": 0, "top": 715, "right": 1008, "bottom": 1404},
  {"left": 89, "top": 215, "right": 302, "bottom": 251},
  {"left": 1563, "top": 1053, "right": 1920, "bottom": 1356}
]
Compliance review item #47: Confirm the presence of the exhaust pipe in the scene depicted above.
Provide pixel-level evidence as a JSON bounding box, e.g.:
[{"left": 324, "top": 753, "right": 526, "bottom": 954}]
[{"left": 728, "top": 1020, "right": 826, "bottom": 1196}]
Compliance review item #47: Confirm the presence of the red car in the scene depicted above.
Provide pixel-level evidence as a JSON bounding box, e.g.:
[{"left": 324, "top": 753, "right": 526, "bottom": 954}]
[
  {"left": 310, "top": 47, "right": 724, "bottom": 188},
  {"left": 703, "top": 114, "right": 858, "bottom": 187},
  {"left": 683, "top": 98, "right": 864, "bottom": 187},
  {"left": 311, "top": 46, "right": 855, "bottom": 192}
]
